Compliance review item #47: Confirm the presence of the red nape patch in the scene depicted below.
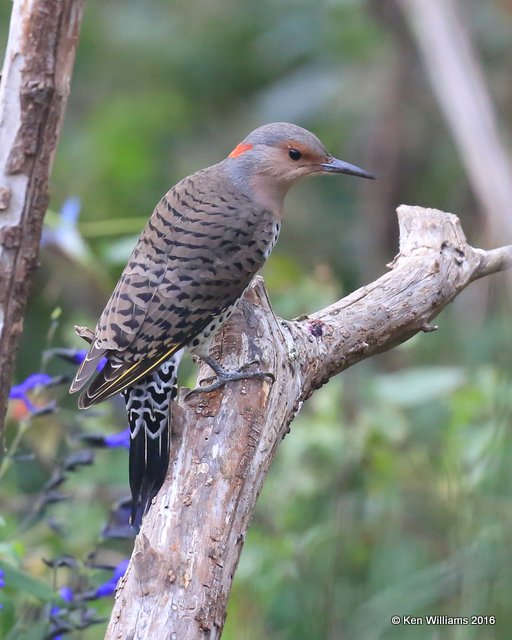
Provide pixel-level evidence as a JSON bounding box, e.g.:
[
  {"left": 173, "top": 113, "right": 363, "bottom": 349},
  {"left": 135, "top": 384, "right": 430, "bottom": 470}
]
[{"left": 228, "top": 142, "right": 253, "bottom": 158}]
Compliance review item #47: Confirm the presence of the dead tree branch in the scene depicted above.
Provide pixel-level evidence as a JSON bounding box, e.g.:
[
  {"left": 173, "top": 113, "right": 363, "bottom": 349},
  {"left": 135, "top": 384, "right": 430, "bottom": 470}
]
[
  {"left": 0, "top": 0, "right": 85, "bottom": 437},
  {"left": 105, "top": 205, "right": 512, "bottom": 639}
]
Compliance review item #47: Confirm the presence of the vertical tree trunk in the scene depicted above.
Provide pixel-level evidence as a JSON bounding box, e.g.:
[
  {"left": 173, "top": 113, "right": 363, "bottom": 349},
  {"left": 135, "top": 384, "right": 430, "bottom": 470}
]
[{"left": 0, "top": 0, "right": 86, "bottom": 437}]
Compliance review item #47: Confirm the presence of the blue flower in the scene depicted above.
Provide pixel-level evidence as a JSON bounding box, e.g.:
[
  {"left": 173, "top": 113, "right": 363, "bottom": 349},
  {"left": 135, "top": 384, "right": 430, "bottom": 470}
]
[
  {"left": 41, "top": 197, "right": 89, "bottom": 260},
  {"left": 59, "top": 586, "right": 74, "bottom": 603},
  {"left": 104, "top": 428, "right": 130, "bottom": 449},
  {"left": 50, "top": 586, "right": 74, "bottom": 639},
  {"left": 82, "top": 427, "right": 130, "bottom": 449},
  {"left": 9, "top": 373, "right": 59, "bottom": 416},
  {"left": 0, "top": 568, "right": 4, "bottom": 609},
  {"left": 94, "top": 559, "right": 129, "bottom": 598},
  {"left": 60, "top": 197, "right": 81, "bottom": 225},
  {"left": 50, "top": 585, "right": 74, "bottom": 614}
]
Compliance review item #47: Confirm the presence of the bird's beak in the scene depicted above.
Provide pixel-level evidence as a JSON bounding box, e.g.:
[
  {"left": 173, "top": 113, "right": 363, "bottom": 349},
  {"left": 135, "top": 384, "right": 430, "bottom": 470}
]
[{"left": 320, "top": 156, "right": 375, "bottom": 180}]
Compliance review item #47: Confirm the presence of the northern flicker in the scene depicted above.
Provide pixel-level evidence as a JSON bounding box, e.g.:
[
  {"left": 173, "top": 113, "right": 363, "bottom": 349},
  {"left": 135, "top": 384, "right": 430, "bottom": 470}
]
[{"left": 70, "top": 122, "right": 374, "bottom": 525}]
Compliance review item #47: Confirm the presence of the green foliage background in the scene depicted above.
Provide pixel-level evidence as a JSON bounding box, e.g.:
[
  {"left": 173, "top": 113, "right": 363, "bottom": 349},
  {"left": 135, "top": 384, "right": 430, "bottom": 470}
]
[{"left": 1, "top": 1, "right": 512, "bottom": 638}]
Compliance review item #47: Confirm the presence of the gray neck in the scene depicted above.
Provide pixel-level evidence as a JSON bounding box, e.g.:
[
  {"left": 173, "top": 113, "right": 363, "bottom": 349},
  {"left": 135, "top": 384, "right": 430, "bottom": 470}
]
[{"left": 222, "top": 157, "right": 288, "bottom": 217}]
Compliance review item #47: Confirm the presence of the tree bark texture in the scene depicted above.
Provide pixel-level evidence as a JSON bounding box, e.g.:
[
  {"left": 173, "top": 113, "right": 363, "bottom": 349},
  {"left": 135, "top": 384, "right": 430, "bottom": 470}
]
[
  {"left": 105, "top": 206, "right": 512, "bottom": 639},
  {"left": 0, "top": 0, "right": 85, "bottom": 437}
]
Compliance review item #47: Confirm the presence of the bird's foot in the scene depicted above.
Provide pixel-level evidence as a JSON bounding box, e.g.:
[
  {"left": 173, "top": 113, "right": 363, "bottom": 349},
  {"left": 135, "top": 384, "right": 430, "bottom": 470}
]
[{"left": 186, "top": 356, "right": 274, "bottom": 398}]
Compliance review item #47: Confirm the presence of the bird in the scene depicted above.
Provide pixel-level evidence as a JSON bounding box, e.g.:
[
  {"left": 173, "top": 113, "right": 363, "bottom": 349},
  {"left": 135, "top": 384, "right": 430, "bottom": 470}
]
[{"left": 69, "top": 122, "right": 374, "bottom": 526}]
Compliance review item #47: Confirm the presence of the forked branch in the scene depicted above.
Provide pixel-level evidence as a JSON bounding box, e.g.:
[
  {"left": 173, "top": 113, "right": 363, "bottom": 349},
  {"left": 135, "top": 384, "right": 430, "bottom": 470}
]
[{"left": 105, "top": 205, "right": 512, "bottom": 639}]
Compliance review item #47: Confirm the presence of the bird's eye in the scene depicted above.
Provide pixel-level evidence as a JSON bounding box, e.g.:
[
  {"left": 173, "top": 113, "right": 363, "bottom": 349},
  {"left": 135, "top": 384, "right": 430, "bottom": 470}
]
[{"left": 288, "top": 149, "right": 302, "bottom": 161}]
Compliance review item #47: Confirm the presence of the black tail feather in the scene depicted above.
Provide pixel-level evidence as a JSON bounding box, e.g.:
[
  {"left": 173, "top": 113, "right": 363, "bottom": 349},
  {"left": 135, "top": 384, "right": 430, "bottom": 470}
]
[
  {"left": 122, "top": 356, "right": 180, "bottom": 528},
  {"left": 128, "top": 418, "right": 170, "bottom": 528}
]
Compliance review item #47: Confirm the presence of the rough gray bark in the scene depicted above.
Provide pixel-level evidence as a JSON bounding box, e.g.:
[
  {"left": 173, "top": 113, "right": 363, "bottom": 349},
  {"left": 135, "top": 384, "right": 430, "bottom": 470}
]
[
  {"left": 105, "top": 205, "right": 512, "bottom": 639},
  {"left": 0, "top": 0, "right": 85, "bottom": 437}
]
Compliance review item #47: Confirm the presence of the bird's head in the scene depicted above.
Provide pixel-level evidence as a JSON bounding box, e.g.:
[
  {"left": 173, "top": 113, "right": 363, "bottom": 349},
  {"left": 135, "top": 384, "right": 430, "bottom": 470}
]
[{"left": 225, "top": 122, "right": 374, "bottom": 208}]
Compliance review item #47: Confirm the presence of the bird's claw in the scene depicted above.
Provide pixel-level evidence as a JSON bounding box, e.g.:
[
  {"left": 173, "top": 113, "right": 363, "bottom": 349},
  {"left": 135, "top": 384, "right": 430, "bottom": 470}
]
[{"left": 185, "top": 358, "right": 274, "bottom": 399}]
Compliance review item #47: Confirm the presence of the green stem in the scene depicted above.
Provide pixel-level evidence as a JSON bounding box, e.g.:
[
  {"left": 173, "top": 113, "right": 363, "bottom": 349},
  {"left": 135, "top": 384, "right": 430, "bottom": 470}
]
[{"left": 0, "top": 418, "right": 30, "bottom": 482}]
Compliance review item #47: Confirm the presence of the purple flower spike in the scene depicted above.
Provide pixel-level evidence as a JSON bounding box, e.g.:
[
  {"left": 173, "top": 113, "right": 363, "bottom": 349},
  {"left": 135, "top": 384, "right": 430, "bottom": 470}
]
[
  {"left": 113, "top": 559, "right": 130, "bottom": 581},
  {"left": 60, "top": 197, "right": 81, "bottom": 224},
  {"left": 9, "top": 373, "right": 53, "bottom": 398},
  {"left": 59, "top": 586, "right": 74, "bottom": 603},
  {"left": 82, "top": 428, "right": 130, "bottom": 449},
  {"left": 104, "top": 428, "right": 130, "bottom": 449},
  {"left": 94, "top": 559, "right": 129, "bottom": 598},
  {"left": 9, "top": 373, "right": 57, "bottom": 415},
  {"left": 42, "top": 196, "right": 88, "bottom": 260},
  {"left": 50, "top": 586, "right": 74, "bottom": 631}
]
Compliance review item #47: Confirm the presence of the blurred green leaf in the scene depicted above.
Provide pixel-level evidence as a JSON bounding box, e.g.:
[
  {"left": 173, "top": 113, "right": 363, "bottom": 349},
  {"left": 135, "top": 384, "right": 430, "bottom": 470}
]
[
  {"left": 374, "top": 367, "right": 466, "bottom": 407},
  {"left": 0, "top": 561, "right": 56, "bottom": 602}
]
